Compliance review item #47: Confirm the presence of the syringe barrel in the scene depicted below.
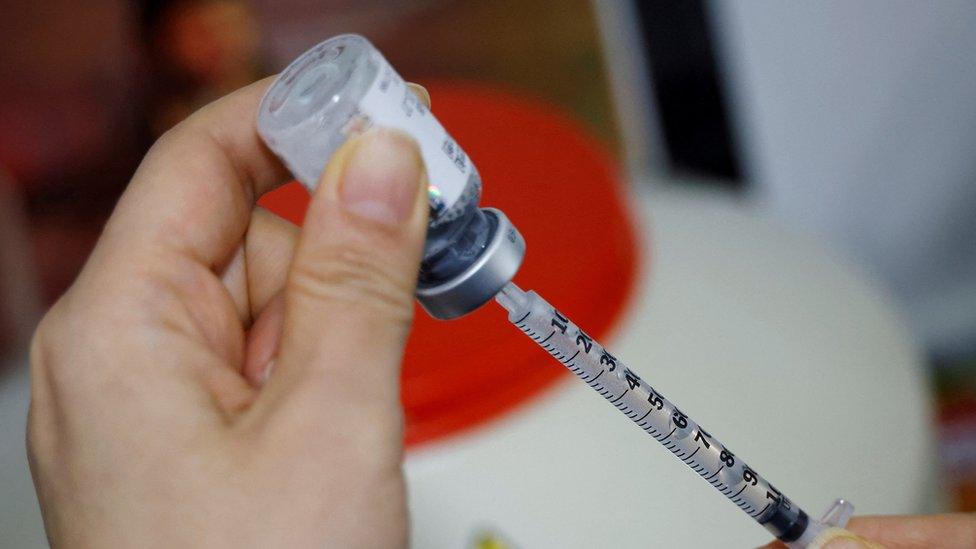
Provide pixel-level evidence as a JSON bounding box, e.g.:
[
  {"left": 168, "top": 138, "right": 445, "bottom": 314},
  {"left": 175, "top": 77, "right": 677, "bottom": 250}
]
[{"left": 498, "top": 284, "right": 814, "bottom": 544}]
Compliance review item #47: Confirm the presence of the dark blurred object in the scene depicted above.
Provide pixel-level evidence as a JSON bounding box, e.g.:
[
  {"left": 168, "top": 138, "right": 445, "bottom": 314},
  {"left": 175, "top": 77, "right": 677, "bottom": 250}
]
[
  {"left": 0, "top": 1, "right": 144, "bottom": 303},
  {"left": 0, "top": 0, "right": 268, "bottom": 304},
  {"left": 936, "top": 356, "right": 976, "bottom": 511},
  {"left": 637, "top": 0, "right": 740, "bottom": 183},
  {"left": 253, "top": 0, "right": 621, "bottom": 151},
  {"left": 0, "top": 170, "right": 40, "bottom": 364},
  {"left": 0, "top": 0, "right": 621, "bottom": 308},
  {"left": 0, "top": 0, "right": 141, "bottom": 186},
  {"left": 141, "top": 0, "right": 264, "bottom": 134}
]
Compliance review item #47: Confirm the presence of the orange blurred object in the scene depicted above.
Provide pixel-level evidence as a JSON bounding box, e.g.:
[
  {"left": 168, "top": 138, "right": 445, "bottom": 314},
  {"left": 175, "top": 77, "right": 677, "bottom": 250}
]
[{"left": 259, "top": 82, "right": 641, "bottom": 447}]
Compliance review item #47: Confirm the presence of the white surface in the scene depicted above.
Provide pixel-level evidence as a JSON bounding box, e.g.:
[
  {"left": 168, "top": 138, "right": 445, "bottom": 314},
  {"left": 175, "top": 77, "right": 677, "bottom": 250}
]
[
  {"left": 709, "top": 0, "right": 976, "bottom": 356},
  {"left": 0, "top": 362, "right": 45, "bottom": 548},
  {"left": 404, "top": 188, "right": 935, "bottom": 547},
  {"left": 0, "top": 189, "right": 935, "bottom": 547}
]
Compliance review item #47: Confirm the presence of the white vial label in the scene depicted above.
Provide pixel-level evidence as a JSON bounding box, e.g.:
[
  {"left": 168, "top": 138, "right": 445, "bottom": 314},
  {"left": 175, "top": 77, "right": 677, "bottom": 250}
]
[{"left": 356, "top": 51, "right": 470, "bottom": 215}]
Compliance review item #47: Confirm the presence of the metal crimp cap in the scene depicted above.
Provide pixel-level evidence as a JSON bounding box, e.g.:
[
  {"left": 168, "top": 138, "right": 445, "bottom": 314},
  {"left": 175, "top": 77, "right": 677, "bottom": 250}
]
[{"left": 417, "top": 208, "right": 525, "bottom": 320}]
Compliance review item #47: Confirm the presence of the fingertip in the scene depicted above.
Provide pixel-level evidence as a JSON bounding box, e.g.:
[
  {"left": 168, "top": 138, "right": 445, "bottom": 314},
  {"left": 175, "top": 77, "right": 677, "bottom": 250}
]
[
  {"left": 407, "top": 83, "right": 431, "bottom": 108},
  {"left": 259, "top": 360, "right": 275, "bottom": 387},
  {"left": 244, "top": 293, "right": 285, "bottom": 387}
]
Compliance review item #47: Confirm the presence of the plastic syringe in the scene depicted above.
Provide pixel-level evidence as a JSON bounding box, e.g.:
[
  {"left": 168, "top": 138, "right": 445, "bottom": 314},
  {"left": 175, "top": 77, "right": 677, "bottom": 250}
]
[{"left": 496, "top": 282, "right": 854, "bottom": 547}]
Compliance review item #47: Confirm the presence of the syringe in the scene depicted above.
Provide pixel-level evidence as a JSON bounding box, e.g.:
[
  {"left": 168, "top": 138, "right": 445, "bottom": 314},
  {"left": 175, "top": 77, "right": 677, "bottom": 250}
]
[
  {"left": 496, "top": 282, "right": 854, "bottom": 547},
  {"left": 256, "top": 33, "right": 855, "bottom": 547}
]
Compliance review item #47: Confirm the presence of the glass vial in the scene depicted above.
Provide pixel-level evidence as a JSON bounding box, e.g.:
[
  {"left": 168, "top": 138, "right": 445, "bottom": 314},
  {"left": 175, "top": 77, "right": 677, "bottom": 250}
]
[{"left": 258, "top": 34, "right": 524, "bottom": 319}]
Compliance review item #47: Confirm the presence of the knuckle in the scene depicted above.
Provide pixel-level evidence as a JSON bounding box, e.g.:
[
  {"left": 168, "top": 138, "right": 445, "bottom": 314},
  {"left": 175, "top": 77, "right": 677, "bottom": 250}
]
[
  {"left": 29, "top": 305, "right": 61, "bottom": 373},
  {"left": 28, "top": 318, "right": 47, "bottom": 369},
  {"left": 146, "top": 124, "right": 184, "bottom": 159},
  {"left": 290, "top": 241, "right": 415, "bottom": 321},
  {"left": 28, "top": 305, "right": 77, "bottom": 399},
  {"left": 26, "top": 399, "right": 53, "bottom": 464}
]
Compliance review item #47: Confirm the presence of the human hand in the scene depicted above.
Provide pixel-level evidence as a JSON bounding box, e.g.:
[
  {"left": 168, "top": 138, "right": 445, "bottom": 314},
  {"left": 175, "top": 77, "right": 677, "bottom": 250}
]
[
  {"left": 760, "top": 513, "right": 976, "bottom": 548},
  {"left": 28, "top": 79, "right": 431, "bottom": 547}
]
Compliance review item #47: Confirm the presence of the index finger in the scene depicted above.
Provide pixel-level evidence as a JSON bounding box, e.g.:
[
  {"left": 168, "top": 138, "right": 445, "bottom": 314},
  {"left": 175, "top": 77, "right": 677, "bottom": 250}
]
[{"left": 101, "top": 77, "right": 290, "bottom": 270}]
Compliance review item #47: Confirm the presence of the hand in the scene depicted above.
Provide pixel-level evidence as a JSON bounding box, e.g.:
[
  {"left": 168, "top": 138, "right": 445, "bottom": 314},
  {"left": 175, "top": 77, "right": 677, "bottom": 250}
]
[
  {"left": 28, "top": 79, "right": 431, "bottom": 547},
  {"left": 760, "top": 513, "right": 976, "bottom": 548}
]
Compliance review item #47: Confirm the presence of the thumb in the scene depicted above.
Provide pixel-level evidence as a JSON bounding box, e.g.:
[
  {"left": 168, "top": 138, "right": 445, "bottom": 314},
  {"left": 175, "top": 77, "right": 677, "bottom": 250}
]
[{"left": 257, "top": 127, "right": 428, "bottom": 436}]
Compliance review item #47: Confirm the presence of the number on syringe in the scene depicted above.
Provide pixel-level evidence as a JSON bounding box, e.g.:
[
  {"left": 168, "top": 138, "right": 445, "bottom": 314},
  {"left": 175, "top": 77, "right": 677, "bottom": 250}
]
[
  {"left": 624, "top": 368, "right": 642, "bottom": 390},
  {"left": 647, "top": 389, "right": 664, "bottom": 410},
  {"left": 694, "top": 427, "right": 712, "bottom": 449},
  {"left": 672, "top": 408, "right": 689, "bottom": 429},
  {"left": 551, "top": 309, "right": 568, "bottom": 333},
  {"left": 599, "top": 350, "right": 617, "bottom": 371},
  {"left": 575, "top": 330, "right": 593, "bottom": 353},
  {"left": 767, "top": 486, "right": 791, "bottom": 510},
  {"left": 743, "top": 467, "right": 759, "bottom": 486}
]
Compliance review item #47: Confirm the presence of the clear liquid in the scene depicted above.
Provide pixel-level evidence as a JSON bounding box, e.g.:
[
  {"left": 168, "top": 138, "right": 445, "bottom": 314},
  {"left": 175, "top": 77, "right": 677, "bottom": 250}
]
[{"left": 258, "top": 34, "right": 487, "bottom": 286}]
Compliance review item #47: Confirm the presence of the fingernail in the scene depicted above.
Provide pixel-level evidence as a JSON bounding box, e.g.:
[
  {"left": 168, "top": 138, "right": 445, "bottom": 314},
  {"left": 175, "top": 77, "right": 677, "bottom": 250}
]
[
  {"left": 408, "top": 83, "right": 431, "bottom": 108},
  {"left": 340, "top": 128, "right": 423, "bottom": 225},
  {"left": 259, "top": 360, "right": 275, "bottom": 386}
]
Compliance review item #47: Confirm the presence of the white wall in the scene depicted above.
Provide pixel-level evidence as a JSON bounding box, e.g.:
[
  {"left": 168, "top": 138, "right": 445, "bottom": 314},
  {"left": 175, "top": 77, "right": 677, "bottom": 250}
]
[{"left": 709, "top": 0, "right": 976, "bottom": 356}]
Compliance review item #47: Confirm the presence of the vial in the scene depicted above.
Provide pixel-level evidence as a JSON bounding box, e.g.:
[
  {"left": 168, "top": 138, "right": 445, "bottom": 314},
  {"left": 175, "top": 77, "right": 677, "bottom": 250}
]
[{"left": 257, "top": 34, "right": 525, "bottom": 319}]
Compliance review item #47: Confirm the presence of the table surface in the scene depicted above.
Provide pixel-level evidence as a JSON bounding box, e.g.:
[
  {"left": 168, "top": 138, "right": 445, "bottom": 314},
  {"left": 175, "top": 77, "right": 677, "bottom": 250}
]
[
  {"left": 403, "top": 187, "right": 937, "bottom": 548},
  {"left": 0, "top": 187, "right": 937, "bottom": 548}
]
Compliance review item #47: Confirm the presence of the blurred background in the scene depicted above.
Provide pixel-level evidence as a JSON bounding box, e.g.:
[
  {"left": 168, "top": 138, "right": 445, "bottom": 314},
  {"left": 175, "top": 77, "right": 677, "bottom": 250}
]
[{"left": 2, "top": 0, "right": 975, "bottom": 545}]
